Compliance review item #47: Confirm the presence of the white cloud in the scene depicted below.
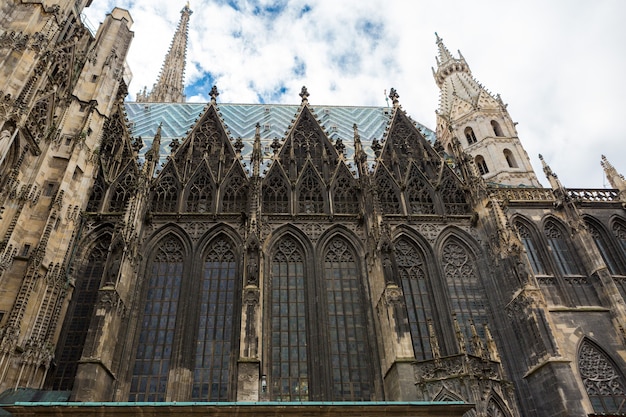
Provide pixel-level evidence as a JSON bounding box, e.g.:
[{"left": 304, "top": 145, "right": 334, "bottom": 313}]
[{"left": 84, "top": 0, "right": 626, "bottom": 188}]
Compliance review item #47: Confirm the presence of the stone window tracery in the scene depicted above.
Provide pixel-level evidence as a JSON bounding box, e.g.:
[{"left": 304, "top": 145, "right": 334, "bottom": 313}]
[
  {"left": 186, "top": 171, "right": 213, "bottom": 213},
  {"left": 405, "top": 166, "right": 435, "bottom": 215},
  {"left": 440, "top": 175, "right": 468, "bottom": 215},
  {"left": 579, "top": 339, "right": 626, "bottom": 413},
  {"left": 395, "top": 238, "right": 433, "bottom": 360},
  {"left": 375, "top": 169, "right": 401, "bottom": 214},
  {"left": 263, "top": 170, "right": 290, "bottom": 213},
  {"left": 331, "top": 170, "right": 359, "bottom": 214},
  {"left": 614, "top": 222, "right": 626, "bottom": 257},
  {"left": 86, "top": 174, "right": 105, "bottom": 212},
  {"left": 587, "top": 221, "right": 621, "bottom": 275},
  {"left": 109, "top": 169, "right": 136, "bottom": 212},
  {"left": 129, "top": 236, "right": 184, "bottom": 401},
  {"left": 193, "top": 237, "right": 238, "bottom": 401},
  {"left": 544, "top": 220, "right": 581, "bottom": 276},
  {"left": 151, "top": 173, "right": 179, "bottom": 212},
  {"left": 298, "top": 167, "right": 324, "bottom": 214},
  {"left": 221, "top": 174, "right": 248, "bottom": 213},
  {"left": 515, "top": 222, "right": 546, "bottom": 275}
]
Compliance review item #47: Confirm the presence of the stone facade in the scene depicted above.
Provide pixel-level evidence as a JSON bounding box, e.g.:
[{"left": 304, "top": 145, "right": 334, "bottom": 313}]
[{"left": 0, "top": 3, "right": 626, "bottom": 417}]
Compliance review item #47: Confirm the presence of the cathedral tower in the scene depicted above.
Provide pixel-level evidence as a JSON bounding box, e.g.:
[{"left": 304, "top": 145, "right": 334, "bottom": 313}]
[
  {"left": 136, "top": 3, "right": 192, "bottom": 103},
  {"left": 433, "top": 34, "right": 540, "bottom": 187}
]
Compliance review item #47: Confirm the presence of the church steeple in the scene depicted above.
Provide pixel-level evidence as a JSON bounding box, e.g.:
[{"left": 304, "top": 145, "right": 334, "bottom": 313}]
[
  {"left": 433, "top": 34, "right": 540, "bottom": 188},
  {"left": 137, "top": 3, "right": 192, "bottom": 103}
]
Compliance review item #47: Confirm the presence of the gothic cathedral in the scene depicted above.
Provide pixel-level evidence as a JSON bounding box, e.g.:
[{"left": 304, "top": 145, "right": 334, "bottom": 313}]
[{"left": 0, "top": 2, "right": 625, "bottom": 417}]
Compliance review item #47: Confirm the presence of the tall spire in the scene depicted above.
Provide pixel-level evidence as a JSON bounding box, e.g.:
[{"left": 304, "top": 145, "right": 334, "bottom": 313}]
[{"left": 138, "top": 3, "right": 192, "bottom": 103}]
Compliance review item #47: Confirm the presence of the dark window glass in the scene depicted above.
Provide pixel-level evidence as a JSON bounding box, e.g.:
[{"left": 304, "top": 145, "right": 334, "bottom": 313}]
[
  {"left": 187, "top": 172, "right": 213, "bottom": 213},
  {"left": 324, "top": 237, "right": 372, "bottom": 400},
  {"left": 192, "top": 238, "right": 237, "bottom": 401},
  {"left": 49, "top": 236, "right": 110, "bottom": 390},
  {"left": 298, "top": 168, "right": 324, "bottom": 214},
  {"left": 129, "top": 236, "right": 183, "bottom": 401},
  {"left": 395, "top": 238, "right": 432, "bottom": 360},
  {"left": 270, "top": 237, "right": 308, "bottom": 401},
  {"left": 515, "top": 222, "right": 547, "bottom": 275},
  {"left": 579, "top": 339, "right": 626, "bottom": 414},
  {"left": 544, "top": 221, "right": 580, "bottom": 276},
  {"left": 587, "top": 222, "right": 620, "bottom": 275},
  {"left": 263, "top": 171, "right": 290, "bottom": 213}
]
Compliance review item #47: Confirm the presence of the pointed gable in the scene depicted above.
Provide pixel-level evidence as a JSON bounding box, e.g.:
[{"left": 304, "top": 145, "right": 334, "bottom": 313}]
[
  {"left": 173, "top": 103, "right": 235, "bottom": 183},
  {"left": 100, "top": 102, "right": 137, "bottom": 182}
]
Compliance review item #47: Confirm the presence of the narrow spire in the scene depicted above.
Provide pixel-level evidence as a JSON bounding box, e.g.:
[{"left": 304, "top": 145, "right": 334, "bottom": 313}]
[
  {"left": 601, "top": 155, "right": 626, "bottom": 192},
  {"left": 138, "top": 4, "right": 192, "bottom": 103},
  {"left": 435, "top": 32, "right": 454, "bottom": 67}
]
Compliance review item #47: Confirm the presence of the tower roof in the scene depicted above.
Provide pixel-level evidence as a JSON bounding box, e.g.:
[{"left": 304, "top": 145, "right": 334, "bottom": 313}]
[{"left": 138, "top": 4, "right": 192, "bottom": 103}]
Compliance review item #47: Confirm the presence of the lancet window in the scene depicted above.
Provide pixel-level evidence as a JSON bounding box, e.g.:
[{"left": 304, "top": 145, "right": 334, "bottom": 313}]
[
  {"left": 395, "top": 238, "right": 433, "bottom": 360},
  {"left": 331, "top": 171, "right": 359, "bottom": 214},
  {"left": 515, "top": 221, "right": 547, "bottom": 275},
  {"left": 578, "top": 339, "right": 626, "bottom": 414},
  {"left": 614, "top": 222, "right": 626, "bottom": 257},
  {"left": 441, "top": 240, "right": 489, "bottom": 345},
  {"left": 298, "top": 168, "right": 325, "bottom": 214},
  {"left": 269, "top": 236, "right": 308, "bottom": 401},
  {"left": 587, "top": 221, "right": 621, "bottom": 275},
  {"left": 440, "top": 175, "right": 468, "bottom": 215},
  {"left": 86, "top": 175, "right": 105, "bottom": 212},
  {"left": 405, "top": 167, "right": 435, "bottom": 215},
  {"left": 375, "top": 170, "right": 401, "bottom": 214},
  {"left": 109, "top": 169, "right": 136, "bottom": 212},
  {"left": 186, "top": 171, "right": 213, "bottom": 213},
  {"left": 193, "top": 237, "right": 239, "bottom": 401},
  {"left": 221, "top": 174, "right": 248, "bottom": 213},
  {"left": 464, "top": 126, "right": 477, "bottom": 145},
  {"left": 151, "top": 173, "right": 179, "bottom": 212},
  {"left": 323, "top": 237, "right": 372, "bottom": 400},
  {"left": 544, "top": 220, "right": 581, "bottom": 276},
  {"left": 49, "top": 235, "right": 110, "bottom": 390},
  {"left": 129, "top": 236, "right": 184, "bottom": 401},
  {"left": 263, "top": 170, "right": 290, "bottom": 214}
]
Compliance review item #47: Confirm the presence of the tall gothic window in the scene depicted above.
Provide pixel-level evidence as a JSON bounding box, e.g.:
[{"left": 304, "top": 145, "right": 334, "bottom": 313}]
[
  {"left": 86, "top": 175, "right": 105, "bottom": 212},
  {"left": 270, "top": 237, "right": 308, "bottom": 401},
  {"left": 587, "top": 221, "right": 621, "bottom": 275},
  {"left": 193, "top": 237, "right": 238, "bottom": 401},
  {"left": 441, "top": 240, "right": 489, "bottom": 345},
  {"left": 395, "top": 238, "right": 433, "bottom": 360},
  {"left": 186, "top": 171, "right": 213, "bottom": 213},
  {"left": 49, "top": 236, "right": 110, "bottom": 390},
  {"left": 221, "top": 175, "right": 248, "bottom": 213},
  {"left": 298, "top": 167, "right": 324, "bottom": 214},
  {"left": 405, "top": 165, "right": 435, "bottom": 215},
  {"left": 129, "top": 236, "right": 184, "bottom": 401},
  {"left": 544, "top": 220, "right": 581, "bottom": 276},
  {"left": 331, "top": 170, "right": 359, "bottom": 214},
  {"left": 323, "top": 237, "right": 372, "bottom": 400},
  {"left": 579, "top": 339, "right": 626, "bottom": 413},
  {"left": 515, "top": 221, "right": 547, "bottom": 275},
  {"left": 440, "top": 174, "right": 468, "bottom": 215},
  {"left": 375, "top": 169, "right": 401, "bottom": 214},
  {"left": 151, "top": 173, "right": 179, "bottom": 212},
  {"left": 263, "top": 170, "right": 290, "bottom": 213},
  {"left": 614, "top": 222, "right": 626, "bottom": 258},
  {"left": 108, "top": 169, "right": 136, "bottom": 212}
]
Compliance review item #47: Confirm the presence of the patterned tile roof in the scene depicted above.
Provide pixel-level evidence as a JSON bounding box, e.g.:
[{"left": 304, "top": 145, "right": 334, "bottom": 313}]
[{"left": 124, "top": 102, "right": 436, "bottom": 175}]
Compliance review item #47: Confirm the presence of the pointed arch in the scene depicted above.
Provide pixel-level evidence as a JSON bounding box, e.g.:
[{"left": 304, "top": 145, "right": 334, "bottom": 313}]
[
  {"left": 543, "top": 218, "right": 581, "bottom": 276},
  {"left": 321, "top": 235, "right": 373, "bottom": 400},
  {"left": 330, "top": 164, "right": 359, "bottom": 214},
  {"left": 297, "top": 164, "right": 326, "bottom": 214},
  {"left": 129, "top": 234, "right": 185, "bottom": 401},
  {"left": 585, "top": 217, "right": 623, "bottom": 275},
  {"left": 49, "top": 232, "right": 112, "bottom": 390},
  {"left": 220, "top": 166, "right": 248, "bottom": 213},
  {"left": 151, "top": 169, "right": 180, "bottom": 213},
  {"left": 394, "top": 236, "right": 433, "bottom": 360},
  {"left": 464, "top": 126, "right": 477, "bottom": 145},
  {"left": 439, "top": 172, "right": 469, "bottom": 215},
  {"left": 612, "top": 218, "right": 626, "bottom": 258},
  {"left": 86, "top": 172, "right": 106, "bottom": 212},
  {"left": 405, "top": 164, "right": 435, "bottom": 215},
  {"left": 108, "top": 165, "right": 137, "bottom": 212},
  {"left": 192, "top": 233, "right": 240, "bottom": 401},
  {"left": 185, "top": 167, "right": 215, "bottom": 213},
  {"left": 262, "top": 166, "right": 290, "bottom": 214},
  {"left": 375, "top": 167, "right": 402, "bottom": 214},
  {"left": 440, "top": 236, "right": 489, "bottom": 345},
  {"left": 578, "top": 338, "right": 626, "bottom": 413},
  {"left": 486, "top": 396, "right": 511, "bottom": 417},
  {"left": 268, "top": 234, "right": 309, "bottom": 401},
  {"left": 513, "top": 218, "right": 547, "bottom": 275}
]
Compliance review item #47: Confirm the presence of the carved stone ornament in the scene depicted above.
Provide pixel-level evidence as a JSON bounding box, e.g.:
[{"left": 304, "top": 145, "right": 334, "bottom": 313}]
[{"left": 244, "top": 287, "right": 260, "bottom": 305}]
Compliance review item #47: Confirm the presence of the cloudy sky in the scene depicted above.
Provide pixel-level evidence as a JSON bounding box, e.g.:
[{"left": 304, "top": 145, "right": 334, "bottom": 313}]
[{"left": 83, "top": 0, "right": 626, "bottom": 188}]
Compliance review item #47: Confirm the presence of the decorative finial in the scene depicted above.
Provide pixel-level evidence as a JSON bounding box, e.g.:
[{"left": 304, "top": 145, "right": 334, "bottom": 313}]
[
  {"left": 299, "top": 86, "right": 309, "bottom": 103},
  {"left": 388, "top": 88, "right": 400, "bottom": 108},
  {"left": 209, "top": 85, "right": 219, "bottom": 103}
]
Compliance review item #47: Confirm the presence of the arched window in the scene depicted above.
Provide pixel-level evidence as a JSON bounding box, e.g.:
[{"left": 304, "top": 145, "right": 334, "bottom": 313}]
[
  {"left": 491, "top": 120, "right": 504, "bottom": 137},
  {"left": 129, "top": 236, "right": 184, "bottom": 401},
  {"left": 151, "top": 173, "right": 179, "bottom": 213},
  {"left": 503, "top": 149, "right": 518, "bottom": 168},
  {"left": 109, "top": 169, "right": 136, "bottom": 212},
  {"left": 487, "top": 398, "right": 509, "bottom": 417},
  {"left": 186, "top": 171, "right": 214, "bottom": 213},
  {"left": 86, "top": 175, "right": 105, "bottom": 212},
  {"left": 193, "top": 237, "right": 238, "bottom": 401},
  {"left": 579, "top": 339, "right": 626, "bottom": 413},
  {"left": 515, "top": 221, "right": 547, "bottom": 275},
  {"left": 375, "top": 169, "right": 401, "bottom": 214},
  {"left": 269, "top": 236, "right": 308, "bottom": 401},
  {"left": 405, "top": 165, "right": 435, "bottom": 215},
  {"left": 587, "top": 221, "right": 621, "bottom": 275},
  {"left": 395, "top": 238, "right": 433, "bottom": 360},
  {"left": 49, "top": 235, "right": 111, "bottom": 390},
  {"left": 475, "top": 155, "right": 489, "bottom": 175},
  {"left": 221, "top": 174, "right": 248, "bottom": 213},
  {"left": 323, "top": 237, "right": 373, "bottom": 400},
  {"left": 614, "top": 221, "right": 626, "bottom": 257},
  {"left": 263, "top": 170, "right": 290, "bottom": 213},
  {"left": 464, "top": 126, "right": 477, "bottom": 145},
  {"left": 298, "top": 167, "right": 324, "bottom": 214},
  {"left": 331, "top": 169, "right": 359, "bottom": 214},
  {"left": 440, "top": 174, "right": 469, "bottom": 215},
  {"left": 441, "top": 240, "right": 489, "bottom": 345},
  {"left": 544, "top": 220, "right": 581, "bottom": 276}
]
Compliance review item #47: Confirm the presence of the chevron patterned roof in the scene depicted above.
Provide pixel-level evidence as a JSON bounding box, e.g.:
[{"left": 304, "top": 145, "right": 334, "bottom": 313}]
[{"left": 125, "top": 102, "right": 436, "bottom": 175}]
